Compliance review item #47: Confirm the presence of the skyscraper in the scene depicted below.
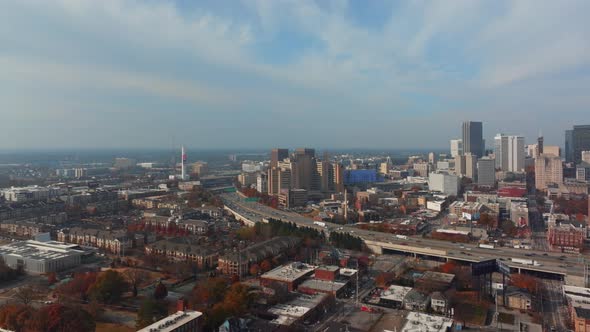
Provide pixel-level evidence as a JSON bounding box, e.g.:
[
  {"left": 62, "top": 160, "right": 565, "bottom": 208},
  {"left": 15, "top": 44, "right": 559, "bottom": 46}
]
[
  {"left": 465, "top": 153, "right": 477, "bottom": 180},
  {"left": 494, "top": 134, "right": 509, "bottom": 170},
  {"left": 507, "top": 135, "right": 525, "bottom": 172},
  {"left": 565, "top": 125, "right": 590, "bottom": 164},
  {"left": 477, "top": 157, "right": 496, "bottom": 186},
  {"left": 494, "top": 134, "right": 524, "bottom": 172},
  {"left": 535, "top": 154, "right": 563, "bottom": 190},
  {"left": 462, "top": 121, "right": 484, "bottom": 157},
  {"left": 450, "top": 139, "right": 463, "bottom": 158},
  {"left": 271, "top": 148, "right": 289, "bottom": 167}
]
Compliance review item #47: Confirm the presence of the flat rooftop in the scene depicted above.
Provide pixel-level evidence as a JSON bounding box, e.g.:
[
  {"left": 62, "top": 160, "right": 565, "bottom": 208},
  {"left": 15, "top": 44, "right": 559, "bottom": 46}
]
[
  {"left": 401, "top": 312, "right": 453, "bottom": 332},
  {"left": 137, "top": 310, "right": 202, "bottom": 332},
  {"left": 261, "top": 262, "right": 316, "bottom": 282},
  {"left": 339, "top": 268, "right": 358, "bottom": 277},
  {"left": 268, "top": 293, "right": 328, "bottom": 326},
  {"left": 0, "top": 240, "right": 83, "bottom": 261},
  {"left": 380, "top": 285, "right": 413, "bottom": 302},
  {"left": 317, "top": 265, "right": 339, "bottom": 272},
  {"left": 299, "top": 279, "right": 346, "bottom": 293},
  {"left": 420, "top": 271, "right": 455, "bottom": 284}
]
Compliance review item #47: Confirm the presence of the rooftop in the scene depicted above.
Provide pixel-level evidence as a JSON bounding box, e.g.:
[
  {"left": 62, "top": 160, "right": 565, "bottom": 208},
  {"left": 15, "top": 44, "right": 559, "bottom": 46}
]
[
  {"left": 299, "top": 279, "right": 347, "bottom": 293},
  {"left": 380, "top": 285, "right": 413, "bottom": 302},
  {"left": 0, "top": 240, "right": 83, "bottom": 261},
  {"left": 137, "top": 310, "right": 202, "bottom": 332},
  {"left": 419, "top": 271, "right": 455, "bottom": 284},
  {"left": 401, "top": 312, "right": 453, "bottom": 332},
  {"left": 268, "top": 293, "right": 328, "bottom": 326},
  {"left": 261, "top": 262, "right": 316, "bottom": 282}
]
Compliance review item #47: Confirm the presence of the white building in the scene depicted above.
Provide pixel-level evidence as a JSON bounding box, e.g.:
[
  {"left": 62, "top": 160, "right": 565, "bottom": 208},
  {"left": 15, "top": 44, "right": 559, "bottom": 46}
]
[
  {"left": 450, "top": 139, "right": 463, "bottom": 158},
  {"left": 428, "top": 172, "right": 460, "bottom": 196},
  {"left": 0, "top": 240, "right": 83, "bottom": 274},
  {"left": 2, "top": 185, "right": 66, "bottom": 203},
  {"left": 495, "top": 134, "right": 525, "bottom": 172},
  {"left": 477, "top": 158, "right": 495, "bottom": 186},
  {"left": 137, "top": 310, "right": 203, "bottom": 332}
]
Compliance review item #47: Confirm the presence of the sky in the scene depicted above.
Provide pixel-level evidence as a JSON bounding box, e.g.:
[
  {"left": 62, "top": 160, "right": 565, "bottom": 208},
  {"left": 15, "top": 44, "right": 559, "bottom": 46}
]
[{"left": 1, "top": 0, "right": 589, "bottom": 150}]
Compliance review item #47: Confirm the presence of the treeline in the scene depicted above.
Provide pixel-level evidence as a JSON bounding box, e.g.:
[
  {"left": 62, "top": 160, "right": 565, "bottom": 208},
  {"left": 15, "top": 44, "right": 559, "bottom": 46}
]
[
  {"left": 255, "top": 218, "right": 325, "bottom": 240},
  {"left": 329, "top": 232, "right": 363, "bottom": 251}
]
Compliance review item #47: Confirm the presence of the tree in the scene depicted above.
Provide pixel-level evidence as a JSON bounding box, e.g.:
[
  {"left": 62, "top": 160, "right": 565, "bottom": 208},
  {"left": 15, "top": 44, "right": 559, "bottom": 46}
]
[
  {"left": 154, "top": 281, "right": 168, "bottom": 300},
  {"left": 35, "top": 304, "right": 96, "bottom": 332},
  {"left": 260, "top": 259, "right": 272, "bottom": 272},
  {"left": 56, "top": 271, "right": 97, "bottom": 301},
  {"left": 439, "top": 261, "right": 459, "bottom": 274},
  {"left": 89, "top": 270, "right": 129, "bottom": 304},
  {"left": 136, "top": 298, "right": 168, "bottom": 329},
  {"left": 191, "top": 277, "right": 228, "bottom": 309},
  {"left": 249, "top": 264, "right": 260, "bottom": 276},
  {"left": 47, "top": 272, "right": 58, "bottom": 285},
  {"left": 124, "top": 268, "right": 148, "bottom": 297},
  {"left": 0, "top": 304, "right": 33, "bottom": 331},
  {"left": 375, "top": 272, "right": 394, "bottom": 288},
  {"left": 14, "top": 285, "right": 40, "bottom": 306}
]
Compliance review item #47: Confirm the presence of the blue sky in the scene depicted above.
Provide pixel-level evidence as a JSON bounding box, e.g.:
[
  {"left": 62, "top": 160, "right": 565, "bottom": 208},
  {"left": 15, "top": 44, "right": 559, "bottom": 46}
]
[{"left": 1, "top": 0, "right": 589, "bottom": 150}]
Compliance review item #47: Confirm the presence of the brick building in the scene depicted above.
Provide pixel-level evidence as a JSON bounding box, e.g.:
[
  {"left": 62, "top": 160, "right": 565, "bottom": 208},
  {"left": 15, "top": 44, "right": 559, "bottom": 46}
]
[{"left": 547, "top": 221, "right": 585, "bottom": 253}]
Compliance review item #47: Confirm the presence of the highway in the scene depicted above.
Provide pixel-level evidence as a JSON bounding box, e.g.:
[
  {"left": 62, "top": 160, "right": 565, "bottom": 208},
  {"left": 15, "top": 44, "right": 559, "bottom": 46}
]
[{"left": 221, "top": 192, "right": 587, "bottom": 284}]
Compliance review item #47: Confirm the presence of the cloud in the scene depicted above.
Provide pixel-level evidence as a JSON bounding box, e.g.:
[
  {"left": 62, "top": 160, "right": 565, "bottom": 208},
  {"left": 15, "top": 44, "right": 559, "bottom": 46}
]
[{"left": 0, "top": 0, "right": 589, "bottom": 149}]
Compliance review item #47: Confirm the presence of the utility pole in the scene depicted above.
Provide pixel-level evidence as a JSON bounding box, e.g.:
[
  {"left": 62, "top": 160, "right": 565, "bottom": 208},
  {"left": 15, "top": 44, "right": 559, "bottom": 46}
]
[{"left": 355, "top": 259, "right": 359, "bottom": 307}]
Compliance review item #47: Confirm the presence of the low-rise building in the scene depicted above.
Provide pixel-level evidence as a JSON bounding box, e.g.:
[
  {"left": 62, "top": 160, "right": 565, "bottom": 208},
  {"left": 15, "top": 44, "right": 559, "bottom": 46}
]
[
  {"left": 137, "top": 310, "right": 203, "bottom": 332},
  {"left": 57, "top": 227, "right": 130, "bottom": 255},
  {"left": 403, "top": 289, "right": 430, "bottom": 311},
  {"left": 145, "top": 239, "right": 219, "bottom": 269},
  {"left": 547, "top": 221, "right": 585, "bottom": 253},
  {"left": 496, "top": 287, "right": 532, "bottom": 311},
  {"left": 0, "top": 240, "right": 83, "bottom": 274},
  {"left": 298, "top": 278, "right": 347, "bottom": 297},
  {"left": 260, "top": 262, "right": 316, "bottom": 291},
  {"left": 217, "top": 237, "right": 300, "bottom": 277},
  {"left": 400, "top": 312, "right": 453, "bottom": 332},
  {"left": 268, "top": 293, "right": 333, "bottom": 327},
  {"left": 430, "top": 292, "right": 448, "bottom": 314}
]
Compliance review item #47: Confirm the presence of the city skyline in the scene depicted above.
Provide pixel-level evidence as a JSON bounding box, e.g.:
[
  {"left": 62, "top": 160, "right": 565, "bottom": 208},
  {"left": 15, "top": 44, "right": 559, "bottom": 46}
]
[{"left": 1, "top": 0, "right": 590, "bottom": 149}]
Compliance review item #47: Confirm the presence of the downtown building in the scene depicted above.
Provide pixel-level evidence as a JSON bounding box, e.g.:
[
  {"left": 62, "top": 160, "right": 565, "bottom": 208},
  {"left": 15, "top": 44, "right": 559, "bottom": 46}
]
[
  {"left": 535, "top": 154, "right": 563, "bottom": 190},
  {"left": 566, "top": 125, "right": 590, "bottom": 164},
  {"left": 494, "top": 134, "right": 525, "bottom": 172},
  {"left": 462, "top": 121, "right": 484, "bottom": 157}
]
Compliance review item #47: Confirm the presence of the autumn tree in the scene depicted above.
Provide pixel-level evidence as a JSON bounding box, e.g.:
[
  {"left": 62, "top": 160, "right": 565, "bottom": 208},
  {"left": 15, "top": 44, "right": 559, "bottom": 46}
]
[
  {"left": 510, "top": 274, "right": 539, "bottom": 294},
  {"left": 260, "top": 259, "right": 272, "bottom": 272},
  {"left": 249, "top": 264, "right": 260, "bottom": 276},
  {"left": 439, "top": 261, "right": 459, "bottom": 274},
  {"left": 14, "top": 285, "right": 40, "bottom": 306},
  {"left": 0, "top": 304, "right": 34, "bottom": 331},
  {"left": 136, "top": 298, "right": 168, "bottom": 329},
  {"left": 89, "top": 270, "right": 129, "bottom": 304},
  {"left": 191, "top": 277, "right": 229, "bottom": 310},
  {"left": 56, "top": 271, "right": 98, "bottom": 301},
  {"left": 154, "top": 281, "right": 168, "bottom": 300},
  {"left": 375, "top": 272, "right": 395, "bottom": 288},
  {"left": 47, "top": 272, "right": 58, "bottom": 285},
  {"left": 124, "top": 268, "right": 148, "bottom": 297},
  {"left": 34, "top": 304, "right": 96, "bottom": 332}
]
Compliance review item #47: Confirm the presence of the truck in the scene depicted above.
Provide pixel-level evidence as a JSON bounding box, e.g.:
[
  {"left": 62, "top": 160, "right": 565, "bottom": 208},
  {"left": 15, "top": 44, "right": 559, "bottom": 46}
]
[
  {"left": 313, "top": 221, "right": 326, "bottom": 228},
  {"left": 478, "top": 244, "right": 495, "bottom": 249},
  {"left": 395, "top": 235, "right": 408, "bottom": 240},
  {"left": 511, "top": 258, "right": 542, "bottom": 266}
]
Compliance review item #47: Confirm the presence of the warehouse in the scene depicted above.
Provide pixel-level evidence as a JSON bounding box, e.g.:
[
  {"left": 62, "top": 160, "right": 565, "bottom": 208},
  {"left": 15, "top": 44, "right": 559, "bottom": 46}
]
[{"left": 0, "top": 240, "right": 83, "bottom": 274}]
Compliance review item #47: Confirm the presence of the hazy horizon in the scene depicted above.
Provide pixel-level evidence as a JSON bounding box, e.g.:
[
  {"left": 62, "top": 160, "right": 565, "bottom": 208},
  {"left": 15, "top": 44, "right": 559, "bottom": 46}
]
[{"left": 1, "top": 0, "right": 589, "bottom": 149}]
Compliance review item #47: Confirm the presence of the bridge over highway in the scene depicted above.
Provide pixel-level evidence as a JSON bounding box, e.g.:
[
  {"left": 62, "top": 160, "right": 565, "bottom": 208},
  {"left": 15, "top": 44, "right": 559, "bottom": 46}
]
[{"left": 221, "top": 192, "right": 587, "bottom": 286}]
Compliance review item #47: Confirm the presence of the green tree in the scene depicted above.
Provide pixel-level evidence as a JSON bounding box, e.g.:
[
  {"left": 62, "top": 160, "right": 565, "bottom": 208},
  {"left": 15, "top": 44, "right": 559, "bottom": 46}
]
[
  {"left": 136, "top": 298, "right": 168, "bottom": 329},
  {"left": 89, "top": 270, "right": 129, "bottom": 304}
]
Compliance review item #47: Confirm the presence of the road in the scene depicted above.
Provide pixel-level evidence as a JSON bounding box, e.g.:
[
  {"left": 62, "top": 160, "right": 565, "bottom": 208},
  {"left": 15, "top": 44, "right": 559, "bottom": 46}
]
[
  {"left": 541, "top": 279, "right": 568, "bottom": 331},
  {"left": 222, "top": 192, "right": 587, "bottom": 281}
]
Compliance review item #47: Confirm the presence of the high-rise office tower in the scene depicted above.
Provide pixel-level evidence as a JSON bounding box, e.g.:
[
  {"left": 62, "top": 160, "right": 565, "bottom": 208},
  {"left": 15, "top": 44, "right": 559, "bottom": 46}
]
[
  {"left": 428, "top": 152, "right": 437, "bottom": 165},
  {"left": 465, "top": 153, "right": 477, "bottom": 180},
  {"left": 450, "top": 139, "right": 463, "bottom": 158},
  {"left": 494, "top": 134, "right": 524, "bottom": 172},
  {"left": 462, "top": 121, "right": 484, "bottom": 157},
  {"left": 494, "top": 134, "right": 509, "bottom": 170},
  {"left": 537, "top": 135, "right": 544, "bottom": 156},
  {"left": 477, "top": 157, "right": 496, "bottom": 186},
  {"left": 271, "top": 148, "right": 289, "bottom": 167},
  {"left": 582, "top": 151, "right": 590, "bottom": 164},
  {"left": 293, "top": 148, "right": 316, "bottom": 191},
  {"left": 565, "top": 125, "right": 590, "bottom": 164},
  {"left": 535, "top": 154, "right": 563, "bottom": 190},
  {"left": 454, "top": 154, "right": 466, "bottom": 176},
  {"left": 507, "top": 136, "right": 525, "bottom": 172}
]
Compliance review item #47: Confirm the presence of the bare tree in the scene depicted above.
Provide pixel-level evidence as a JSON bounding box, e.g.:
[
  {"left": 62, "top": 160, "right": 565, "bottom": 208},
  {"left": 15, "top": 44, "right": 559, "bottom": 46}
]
[
  {"left": 124, "top": 268, "right": 149, "bottom": 297},
  {"left": 14, "top": 285, "right": 40, "bottom": 305}
]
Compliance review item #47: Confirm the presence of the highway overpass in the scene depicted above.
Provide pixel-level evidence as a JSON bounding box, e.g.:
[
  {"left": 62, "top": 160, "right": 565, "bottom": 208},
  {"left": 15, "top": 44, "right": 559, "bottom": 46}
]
[{"left": 221, "top": 192, "right": 587, "bottom": 286}]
